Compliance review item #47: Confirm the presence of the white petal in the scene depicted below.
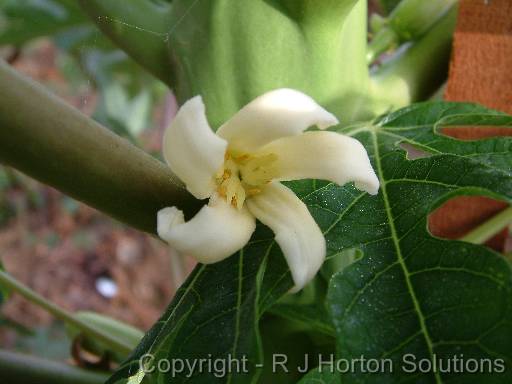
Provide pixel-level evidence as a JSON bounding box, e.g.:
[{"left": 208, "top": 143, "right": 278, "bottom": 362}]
[
  {"left": 163, "top": 96, "right": 228, "bottom": 199},
  {"left": 245, "top": 182, "right": 325, "bottom": 292},
  {"left": 258, "top": 131, "right": 380, "bottom": 195},
  {"left": 216, "top": 89, "right": 338, "bottom": 152},
  {"left": 157, "top": 197, "right": 256, "bottom": 264}
]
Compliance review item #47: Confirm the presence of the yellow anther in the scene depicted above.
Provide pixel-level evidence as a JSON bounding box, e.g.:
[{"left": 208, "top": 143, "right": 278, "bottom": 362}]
[
  {"left": 222, "top": 169, "right": 231, "bottom": 180},
  {"left": 216, "top": 150, "right": 278, "bottom": 209}
]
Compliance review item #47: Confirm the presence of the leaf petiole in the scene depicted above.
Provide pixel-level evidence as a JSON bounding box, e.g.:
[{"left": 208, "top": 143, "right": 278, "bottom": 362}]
[
  {"left": 0, "top": 270, "right": 133, "bottom": 356},
  {"left": 460, "top": 206, "right": 512, "bottom": 246}
]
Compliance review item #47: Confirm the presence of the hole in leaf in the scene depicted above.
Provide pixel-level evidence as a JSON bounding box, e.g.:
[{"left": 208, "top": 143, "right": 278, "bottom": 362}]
[
  {"left": 399, "top": 142, "right": 432, "bottom": 159},
  {"left": 439, "top": 125, "right": 512, "bottom": 141},
  {"left": 428, "top": 195, "right": 510, "bottom": 252}
]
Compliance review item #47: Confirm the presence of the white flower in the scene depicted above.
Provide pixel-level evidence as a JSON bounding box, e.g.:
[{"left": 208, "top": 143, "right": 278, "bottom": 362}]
[{"left": 157, "top": 89, "right": 379, "bottom": 291}]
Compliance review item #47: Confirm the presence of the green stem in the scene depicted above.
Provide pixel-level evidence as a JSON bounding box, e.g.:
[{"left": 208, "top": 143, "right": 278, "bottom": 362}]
[
  {"left": 388, "top": 0, "right": 458, "bottom": 41},
  {"left": 368, "top": 0, "right": 457, "bottom": 64},
  {"left": 370, "top": 6, "right": 458, "bottom": 111},
  {"left": 0, "top": 350, "right": 108, "bottom": 384},
  {"left": 0, "top": 270, "right": 132, "bottom": 356},
  {"left": 77, "top": 0, "right": 173, "bottom": 86},
  {"left": 460, "top": 207, "right": 512, "bottom": 245},
  {"left": 0, "top": 61, "right": 200, "bottom": 234}
]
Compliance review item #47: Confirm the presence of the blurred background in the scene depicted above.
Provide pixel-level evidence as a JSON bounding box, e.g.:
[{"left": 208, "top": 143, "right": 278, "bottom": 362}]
[{"left": 0, "top": 0, "right": 195, "bottom": 360}]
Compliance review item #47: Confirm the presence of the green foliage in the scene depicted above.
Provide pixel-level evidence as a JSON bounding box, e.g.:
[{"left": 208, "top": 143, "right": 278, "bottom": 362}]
[{"left": 107, "top": 102, "right": 512, "bottom": 383}]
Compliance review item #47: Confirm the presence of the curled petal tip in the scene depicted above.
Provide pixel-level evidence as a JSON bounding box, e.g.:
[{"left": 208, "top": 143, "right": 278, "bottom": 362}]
[
  {"left": 354, "top": 171, "right": 380, "bottom": 195},
  {"left": 316, "top": 111, "right": 339, "bottom": 130},
  {"left": 157, "top": 207, "right": 185, "bottom": 242},
  {"left": 157, "top": 200, "right": 256, "bottom": 264}
]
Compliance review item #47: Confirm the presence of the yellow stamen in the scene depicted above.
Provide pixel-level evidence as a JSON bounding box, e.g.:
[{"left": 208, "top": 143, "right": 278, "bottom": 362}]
[
  {"left": 215, "top": 150, "right": 278, "bottom": 209},
  {"left": 222, "top": 169, "right": 231, "bottom": 180}
]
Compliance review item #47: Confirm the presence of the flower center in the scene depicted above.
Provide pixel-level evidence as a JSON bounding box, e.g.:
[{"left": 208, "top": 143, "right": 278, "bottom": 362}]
[{"left": 216, "top": 150, "right": 278, "bottom": 209}]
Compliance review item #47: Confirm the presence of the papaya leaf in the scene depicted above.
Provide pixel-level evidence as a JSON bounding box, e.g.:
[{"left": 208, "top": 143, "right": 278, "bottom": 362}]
[
  {"left": 108, "top": 102, "right": 512, "bottom": 384},
  {"left": 330, "top": 102, "right": 512, "bottom": 383}
]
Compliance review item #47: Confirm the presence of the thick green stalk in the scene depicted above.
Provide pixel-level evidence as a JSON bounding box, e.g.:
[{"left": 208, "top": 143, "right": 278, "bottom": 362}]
[
  {"left": 0, "top": 61, "right": 199, "bottom": 234},
  {"left": 370, "top": 6, "right": 458, "bottom": 112},
  {"left": 168, "top": 0, "right": 372, "bottom": 126},
  {"left": 389, "top": 0, "right": 458, "bottom": 39},
  {"left": 0, "top": 270, "right": 133, "bottom": 356},
  {"left": 461, "top": 207, "right": 512, "bottom": 245},
  {"left": 77, "top": 0, "right": 173, "bottom": 86},
  {"left": 0, "top": 350, "right": 108, "bottom": 384}
]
